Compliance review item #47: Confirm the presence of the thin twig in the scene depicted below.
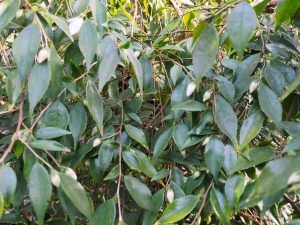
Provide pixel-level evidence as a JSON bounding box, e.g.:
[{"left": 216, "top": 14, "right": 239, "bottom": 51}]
[
  {"left": 283, "top": 194, "right": 300, "bottom": 216},
  {"left": 191, "top": 180, "right": 214, "bottom": 225}
]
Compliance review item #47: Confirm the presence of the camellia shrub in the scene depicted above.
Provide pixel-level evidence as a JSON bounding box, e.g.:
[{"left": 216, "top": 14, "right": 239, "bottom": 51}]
[{"left": 1, "top": 0, "right": 300, "bottom": 224}]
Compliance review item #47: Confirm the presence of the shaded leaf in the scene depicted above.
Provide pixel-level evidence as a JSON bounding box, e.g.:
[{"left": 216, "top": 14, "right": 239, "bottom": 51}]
[
  {"left": 69, "top": 103, "right": 87, "bottom": 149},
  {"left": 0, "top": 165, "right": 17, "bottom": 206}
]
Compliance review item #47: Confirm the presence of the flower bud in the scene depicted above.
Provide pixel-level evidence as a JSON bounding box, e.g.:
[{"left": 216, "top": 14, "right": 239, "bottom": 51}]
[
  {"left": 249, "top": 80, "right": 259, "bottom": 93},
  {"left": 203, "top": 90, "right": 212, "bottom": 102},
  {"left": 202, "top": 137, "right": 210, "bottom": 146},
  {"left": 68, "top": 17, "right": 84, "bottom": 35},
  {"left": 37, "top": 48, "right": 50, "bottom": 63},
  {"left": 50, "top": 170, "right": 60, "bottom": 187},
  {"left": 166, "top": 188, "right": 175, "bottom": 203},
  {"left": 93, "top": 138, "right": 101, "bottom": 147},
  {"left": 65, "top": 168, "right": 77, "bottom": 180},
  {"left": 16, "top": 9, "right": 23, "bottom": 18},
  {"left": 186, "top": 82, "right": 196, "bottom": 97}
]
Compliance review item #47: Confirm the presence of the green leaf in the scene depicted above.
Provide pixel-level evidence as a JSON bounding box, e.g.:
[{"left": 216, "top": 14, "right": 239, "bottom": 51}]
[
  {"left": 69, "top": 103, "right": 87, "bottom": 149},
  {"left": 239, "top": 110, "right": 264, "bottom": 150},
  {"left": 171, "top": 78, "right": 189, "bottom": 120},
  {"left": 251, "top": 154, "right": 300, "bottom": 198},
  {"left": 224, "top": 144, "right": 237, "bottom": 175},
  {"left": 29, "top": 140, "right": 70, "bottom": 152},
  {"left": 151, "top": 169, "right": 169, "bottom": 181},
  {"left": 225, "top": 174, "right": 245, "bottom": 209},
  {"left": 12, "top": 24, "right": 41, "bottom": 82},
  {"left": 79, "top": 20, "right": 98, "bottom": 70},
  {"left": 41, "top": 12, "right": 73, "bottom": 41},
  {"left": 284, "top": 135, "right": 300, "bottom": 152},
  {"left": 216, "top": 76, "right": 235, "bottom": 104},
  {"left": 214, "top": 95, "right": 238, "bottom": 147},
  {"left": 86, "top": 80, "right": 104, "bottom": 131},
  {"left": 28, "top": 62, "right": 51, "bottom": 114},
  {"left": 73, "top": 0, "right": 89, "bottom": 16},
  {"left": 124, "top": 176, "right": 155, "bottom": 211},
  {"left": 275, "top": 0, "right": 300, "bottom": 29},
  {"left": 93, "top": 199, "right": 115, "bottom": 225},
  {"left": 258, "top": 83, "right": 282, "bottom": 126},
  {"left": 125, "top": 124, "right": 148, "bottom": 149},
  {"left": 47, "top": 45, "right": 63, "bottom": 100},
  {"left": 103, "top": 165, "right": 119, "bottom": 181},
  {"left": 210, "top": 188, "right": 231, "bottom": 225},
  {"left": 98, "top": 142, "right": 115, "bottom": 174},
  {"left": 173, "top": 123, "right": 189, "bottom": 151},
  {"left": 0, "top": 0, "right": 19, "bottom": 33},
  {"left": 38, "top": 101, "right": 69, "bottom": 129},
  {"left": 90, "top": 0, "right": 107, "bottom": 38},
  {"left": 230, "top": 147, "right": 275, "bottom": 174},
  {"left": 6, "top": 70, "right": 21, "bottom": 105},
  {"left": 153, "top": 127, "right": 173, "bottom": 158},
  {"left": 60, "top": 173, "right": 93, "bottom": 219},
  {"left": 171, "top": 100, "right": 205, "bottom": 111},
  {"left": 263, "top": 61, "right": 286, "bottom": 96},
  {"left": 98, "top": 36, "right": 120, "bottom": 91},
  {"left": 254, "top": 0, "right": 271, "bottom": 15},
  {"left": 192, "top": 23, "right": 219, "bottom": 84},
  {"left": 0, "top": 165, "right": 17, "bottom": 206},
  {"left": 227, "top": 2, "right": 257, "bottom": 58},
  {"left": 158, "top": 195, "right": 198, "bottom": 224},
  {"left": 205, "top": 138, "right": 225, "bottom": 179},
  {"left": 29, "top": 163, "right": 52, "bottom": 225},
  {"left": 35, "top": 127, "right": 71, "bottom": 139},
  {"left": 0, "top": 193, "right": 3, "bottom": 219},
  {"left": 126, "top": 48, "right": 144, "bottom": 96}
]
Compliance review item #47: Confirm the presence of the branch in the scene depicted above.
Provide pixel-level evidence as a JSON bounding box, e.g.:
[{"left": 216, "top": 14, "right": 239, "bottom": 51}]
[
  {"left": 0, "top": 95, "right": 25, "bottom": 164},
  {"left": 283, "top": 194, "right": 300, "bottom": 216}
]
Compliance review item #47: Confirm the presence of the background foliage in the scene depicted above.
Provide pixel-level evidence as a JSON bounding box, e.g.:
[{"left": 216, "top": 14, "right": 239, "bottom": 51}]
[{"left": 1, "top": 0, "right": 300, "bottom": 224}]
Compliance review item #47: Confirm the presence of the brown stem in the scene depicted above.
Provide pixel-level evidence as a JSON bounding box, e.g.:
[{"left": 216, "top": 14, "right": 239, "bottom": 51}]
[{"left": 283, "top": 194, "right": 300, "bottom": 216}]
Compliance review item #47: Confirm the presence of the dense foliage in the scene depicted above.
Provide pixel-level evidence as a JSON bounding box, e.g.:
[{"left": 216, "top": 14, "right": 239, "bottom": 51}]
[{"left": 1, "top": 0, "right": 300, "bottom": 224}]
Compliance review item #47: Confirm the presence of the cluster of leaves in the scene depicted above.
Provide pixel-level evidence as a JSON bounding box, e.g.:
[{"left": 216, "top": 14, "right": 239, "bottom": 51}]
[{"left": 1, "top": 0, "right": 300, "bottom": 224}]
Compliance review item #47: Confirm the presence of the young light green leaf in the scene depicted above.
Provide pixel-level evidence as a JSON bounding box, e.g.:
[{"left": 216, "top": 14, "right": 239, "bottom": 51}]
[
  {"left": 171, "top": 100, "right": 205, "bottom": 112},
  {"left": 275, "top": 0, "right": 300, "bottom": 29},
  {"left": 124, "top": 176, "right": 155, "bottom": 211},
  {"left": 12, "top": 24, "right": 41, "bottom": 82},
  {"left": 60, "top": 173, "right": 93, "bottom": 219},
  {"left": 125, "top": 124, "right": 148, "bottom": 149},
  {"left": 29, "top": 140, "right": 70, "bottom": 152},
  {"left": 210, "top": 188, "right": 231, "bottom": 225},
  {"left": 227, "top": 2, "right": 257, "bottom": 58},
  {"left": 230, "top": 147, "right": 275, "bottom": 174},
  {"left": 93, "top": 199, "right": 116, "bottom": 225},
  {"left": 157, "top": 195, "right": 198, "bottom": 224},
  {"left": 205, "top": 138, "right": 225, "bottom": 179},
  {"left": 86, "top": 80, "right": 104, "bottom": 132},
  {"left": 29, "top": 163, "right": 52, "bottom": 225},
  {"left": 28, "top": 62, "right": 51, "bottom": 114},
  {"left": 98, "top": 36, "right": 120, "bottom": 91},
  {"left": 35, "top": 127, "right": 71, "bottom": 139},
  {"left": 126, "top": 48, "right": 143, "bottom": 96},
  {"left": 239, "top": 110, "right": 264, "bottom": 150},
  {"left": 214, "top": 95, "right": 238, "bottom": 147},
  {"left": 192, "top": 23, "right": 219, "bottom": 84},
  {"left": 258, "top": 83, "right": 282, "bottom": 126},
  {"left": 225, "top": 174, "right": 245, "bottom": 209},
  {"left": 0, "top": 0, "right": 19, "bottom": 33},
  {"left": 79, "top": 20, "right": 98, "bottom": 70},
  {"left": 0, "top": 165, "right": 17, "bottom": 206},
  {"left": 69, "top": 103, "right": 87, "bottom": 149},
  {"left": 153, "top": 127, "right": 173, "bottom": 158}
]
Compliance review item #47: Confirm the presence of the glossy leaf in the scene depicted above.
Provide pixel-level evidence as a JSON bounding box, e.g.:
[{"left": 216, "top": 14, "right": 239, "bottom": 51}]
[
  {"left": 60, "top": 173, "right": 93, "bottom": 219},
  {"left": 79, "top": 20, "right": 98, "bottom": 70},
  {"left": 284, "top": 135, "right": 300, "bottom": 152},
  {"left": 69, "top": 103, "right": 87, "bottom": 149},
  {"left": 93, "top": 199, "right": 115, "bottom": 225},
  {"left": 124, "top": 176, "right": 155, "bottom": 211},
  {"left": 29, "top": 163, "right": 52, "bottom": 225},
  {"left": 0, "top": 165, "right": 17, "bottom": 206},
  {"left": 192, "top": 23, "right": 219, "bottom": 83},
  {"left": 86, "top": 80, "right": 104, "bottom": 131},
  {"left": 225, "top": 174, "right": 245, "bottom": 209},
  {"left": 171, "top": 100, "right": 205, "bottom": 112},
  {"left": 214, "top": 95, "right": 238, "bottom": 147},
  {"left": 227, "top": 2, "right": 257, "bottom": 58},
  {"left": 158, "top": 195, "right": 198, "bottom": 224},
  {"left": 12, "top": 24, "right": 41, "bottom": 82},
  {"left": 263, "top": 61, "right": 285, "bottom": 96},
  {"left": 153, "top": 127, "right": 173, "bottom": 158},
  {"left": 29, "top": 140, "right": 70, "bottom": 152},
  {"left": 275, "top": 0, "right": 300, "bottom": 29},
  {"left": 0, "top": 0, "right": 19, "bottom": 33},
  {"left": 125, "top": 124, "right": 148, "bottom": 149},
  {"left": 210, "top": 188, "right": 231, "bottom": 225},
  {"left": 35, "top": 127, "right": 71, "bottom": 139},
  {"left": 205, "top": 138, "right": 225, "bottom": 179}
]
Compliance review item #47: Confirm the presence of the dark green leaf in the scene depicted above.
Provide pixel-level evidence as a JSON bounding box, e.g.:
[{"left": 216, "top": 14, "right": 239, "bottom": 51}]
[
  {"left": 225, "top": 174, "right": 245, "bottom": 209},
  {"left": 0, "top": 0, "right": 19, "bottom": 32},
  {"left": 205, "top": 138, "right": 225, "bottom": 179},
  {"left": 275, "top": 0, "right": 300, "bottom": 29},
  {"left": 30, "top": 140, "right": 70, "bottom": 152},
  {"left": 125, "top": 124, "right": 148, "bottom": 149},
  {"left": 171, "top": 100, "right": 205, "bottom": 111},
  {"left": 0, "top": 165, "right": 17, "bottom": 206},
  {"left": 35, "top": 127, "right": 71, "bottom": 139},
  {"left": 69, "top": 103, "right": 87, "bottom": 149},
  {"left": 210, "top": 188, "right": 231, "bottom": 225},
  {"left": 153, "top": 127, "right": 173, "bottom": 158},
  {"left": 93, "top": 199, "right": 115, "bottom": 225}
]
